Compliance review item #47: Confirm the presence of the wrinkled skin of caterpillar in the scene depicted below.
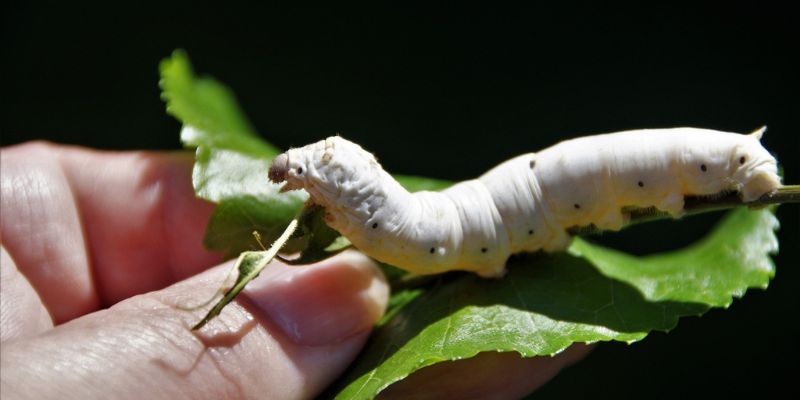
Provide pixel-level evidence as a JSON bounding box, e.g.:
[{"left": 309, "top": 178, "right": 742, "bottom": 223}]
[{"left": 269, "top": 128, "right": 780, "bottom": 278}]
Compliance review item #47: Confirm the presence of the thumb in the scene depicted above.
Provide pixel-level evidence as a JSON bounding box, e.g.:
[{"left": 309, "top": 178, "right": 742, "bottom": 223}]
[{"left": 0, "top": 250, "right": 388, "bottom": 400}]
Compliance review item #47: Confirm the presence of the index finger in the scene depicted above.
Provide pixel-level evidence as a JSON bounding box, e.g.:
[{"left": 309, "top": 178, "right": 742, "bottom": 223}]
[{"left": 1, "top": 142, "right": 221, "bottom": 323}]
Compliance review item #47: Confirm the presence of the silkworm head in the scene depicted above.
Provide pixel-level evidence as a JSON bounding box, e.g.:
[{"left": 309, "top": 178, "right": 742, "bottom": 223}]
[
  {"left": 269, "top": 150, "right": 308, "bottom": 192},
  {"left": 268, "top": 153, "right": 289, "bottom": 183},
  {"left": 732, "top": 132, "right": 781, "bottom": 201}
]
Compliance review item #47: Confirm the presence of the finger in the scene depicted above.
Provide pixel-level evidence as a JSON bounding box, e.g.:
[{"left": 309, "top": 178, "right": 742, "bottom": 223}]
[
  {"left": 0, "top": 142, "right": 220, "bottom": 323},
  {"left": 379, "top": 344, "right": 592, "bottom": 399},
  {"left": 0, "top": 250, "right": 389, "bottom": 400},
  {"left": 1, "top": 142, "right": 100, "bottom": 322},
  {"left": 0, "top": 247, "right": 53, "bottom": 341},
  {"left": 55, "top": 143, "right": 221, "bottom": 303}
]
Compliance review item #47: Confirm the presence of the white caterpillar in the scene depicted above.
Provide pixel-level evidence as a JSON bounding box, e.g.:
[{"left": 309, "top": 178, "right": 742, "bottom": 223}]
[{"left": 268, "top": 127, "right": 781, "bottom": 278}]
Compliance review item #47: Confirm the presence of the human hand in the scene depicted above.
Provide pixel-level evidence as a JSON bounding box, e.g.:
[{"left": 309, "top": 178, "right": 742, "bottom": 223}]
[{"left": 0, "top": 142, "right": 588, "bottom": 400}]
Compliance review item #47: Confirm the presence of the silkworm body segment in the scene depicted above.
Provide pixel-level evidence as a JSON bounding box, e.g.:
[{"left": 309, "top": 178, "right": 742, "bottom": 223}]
[{"left": 269, "top": 128, "right": 780, "bottom": 277}]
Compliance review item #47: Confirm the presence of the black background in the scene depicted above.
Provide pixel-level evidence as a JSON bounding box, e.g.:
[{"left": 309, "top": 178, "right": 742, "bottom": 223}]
[{"left": 3, "top": 2, "right": 798, "bottom": 398}]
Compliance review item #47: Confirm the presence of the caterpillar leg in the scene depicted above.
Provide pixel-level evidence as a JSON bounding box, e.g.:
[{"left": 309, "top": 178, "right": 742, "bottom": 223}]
[
  {"left": 594, "top": 209, "right": 629, "bottom": 231},
  {"left": 542, "top": 229, "right": 572, "bottom": 253},
  {"left": 740, "top": 171, "right": 782, "bottom": 202},
  {"left": 657, "top": 193, "right": 685, "bottom": 218},
  {"left": 475, "top": 263, "right": 508, "bottom": 279}
]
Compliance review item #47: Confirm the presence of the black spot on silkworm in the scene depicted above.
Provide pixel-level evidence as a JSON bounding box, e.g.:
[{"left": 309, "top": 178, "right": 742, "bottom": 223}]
[
  {"left": 529, "top": 159, "right": 536, "bottom": 169},
  {"left": 297, "top": 167, "right": 304, "bottom": 174},
  {"left": 481, "top": 247, "right": 487, "bottom": 253},
  {"left": 429, "top": 247, "right": 436, "bottom": 254},
  {"left": 372, "top": 222, "right": 378, "bottom": 229},
  {"left": 740, "top": 156, "right": 746, "bottom": 165},
  {"left": 638, "top": 181, "right": 644, "bottom": 187},
  {"left": 528, "top": 229, "right": 534, "bottom": 235},
  {"left": 574, "top": 203, "right": 581, "bottom": 209},
  {"left": 700, "top": 164, "right": 707, "bottom": 172}
]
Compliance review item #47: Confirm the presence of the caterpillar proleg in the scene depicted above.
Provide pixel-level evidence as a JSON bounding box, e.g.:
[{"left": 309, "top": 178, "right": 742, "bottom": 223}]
[{"left": 268, "top": 127, "right": 781, "bottom": 278}]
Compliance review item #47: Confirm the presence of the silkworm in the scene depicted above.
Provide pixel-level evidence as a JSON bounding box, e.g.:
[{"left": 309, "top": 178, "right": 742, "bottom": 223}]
[{"left": 268, "top": 127, "right": 781, "bottom": 277}]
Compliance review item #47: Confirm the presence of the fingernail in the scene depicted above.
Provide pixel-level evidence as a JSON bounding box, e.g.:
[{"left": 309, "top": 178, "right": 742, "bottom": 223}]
[{"left": 244, "top": 250, "right": 389, "bottom": 346}]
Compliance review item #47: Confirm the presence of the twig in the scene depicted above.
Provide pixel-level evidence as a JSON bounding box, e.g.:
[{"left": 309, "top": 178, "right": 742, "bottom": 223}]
[
  {"left": 569, "top": 185, "right": 799, "bottom": 235},
  {"left": 192, "top": 218, "right": 299, "bottom": 330}
]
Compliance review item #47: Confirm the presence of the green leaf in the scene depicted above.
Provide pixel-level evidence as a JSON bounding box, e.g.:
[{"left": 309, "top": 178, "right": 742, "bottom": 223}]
[
  {"left": 567, "top": 208, "right": 778, "bottom": 305},
  {"left": 203, "top": 191, "right": 306, "bottom": 258},
  {"left": 333, "top": 208, "right": 777, "bottom": 399},
  {"left": 191, "top": 146, "right": 307, "bottom": 257},
  {"left": 160, "top": 51, "right": 302, "bottom": 256},
  {"left": 395, "top": 175, "right": 452, "bottom": 192},
  {"left": 158, "top": 50, "right": 781, "bottom": 399},
  {"left": 159, "top": 50, "right": 278, "bottom": 158}
]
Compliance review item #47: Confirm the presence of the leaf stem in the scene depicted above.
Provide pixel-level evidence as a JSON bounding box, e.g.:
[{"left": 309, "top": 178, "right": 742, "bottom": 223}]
[
  {"left": 191, "top": 218, "right": 299, "bottom": 330},
  {"left": 569, "top": 185, "right": 799, "bottom": 235}
]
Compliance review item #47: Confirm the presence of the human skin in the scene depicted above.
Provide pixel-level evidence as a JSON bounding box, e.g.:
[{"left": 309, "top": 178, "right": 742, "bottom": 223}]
[{"left": 0, "top": 142, "right": 589, "bottom": 400}]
